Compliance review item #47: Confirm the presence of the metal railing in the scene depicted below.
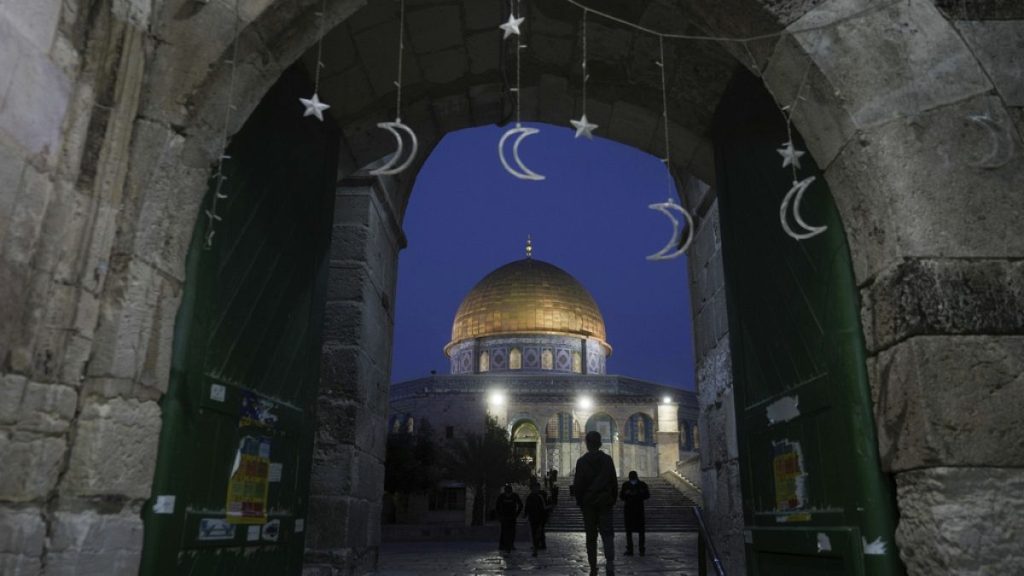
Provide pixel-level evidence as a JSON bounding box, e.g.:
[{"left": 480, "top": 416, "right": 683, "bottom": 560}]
[{"left": 693, "top": 506, "right": 726, "bottom": 576}]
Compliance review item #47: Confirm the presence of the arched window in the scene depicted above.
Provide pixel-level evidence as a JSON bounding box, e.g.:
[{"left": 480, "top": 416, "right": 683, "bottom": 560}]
[
  {"left": 692, "top": 424, "right": 700, "bottom": 450},
  {"left": 390, "top": 415, "right": 401, "bottom": 434},
  {"left": 541, "top": 349, "right": 553, "bottom": 370},
  {"left": 509, "top": 348, "right": 522, "bottom": 370},
  {"left": 405, "top": 416, "right": 415, "bottom": 434},
  {"left": 546, "top": 412, "right": 578, "bottom": 442},
  {"left": 625, "top": 413, "right": 654, "bottom": 445},
  {"left": 479, "top": 350, "right": 489, "bottom": 372},
  {"left": 572, "top": 351, "right": 582, "bottom": 373}
]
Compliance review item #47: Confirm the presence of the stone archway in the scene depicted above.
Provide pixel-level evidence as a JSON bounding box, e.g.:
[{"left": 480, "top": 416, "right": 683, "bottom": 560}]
[{"left": 1, "top": 0, "right": 1022, "bottom": 574}]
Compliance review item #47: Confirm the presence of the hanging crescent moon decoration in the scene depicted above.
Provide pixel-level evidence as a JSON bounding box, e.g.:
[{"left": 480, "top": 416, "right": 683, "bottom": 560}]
[
  {"left": 779, "top": 175, "right": 827, "bottom": 241},
  {"left": 498, "top": 124, "right": 546, "bottom": 181},
  {"left": 967, "top": 114, "right": 1014, "bottom": 170},
  {"left": 369, "top": 120, "right": 419, "bottom": 176},
  {"left": 646, "top": 198, "right": 694, "bottom": 261}
]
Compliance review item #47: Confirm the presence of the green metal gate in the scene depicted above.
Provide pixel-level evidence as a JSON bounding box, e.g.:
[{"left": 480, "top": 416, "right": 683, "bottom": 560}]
[
  {"left": 714, "top": 70, "right": 903, "bottom": 575},
  {"left": 140, "top": 68, "right": 339, "bottom": 575}
]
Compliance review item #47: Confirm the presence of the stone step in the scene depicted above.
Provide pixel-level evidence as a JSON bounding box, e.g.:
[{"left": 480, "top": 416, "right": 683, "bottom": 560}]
[{"left": 542, "top": 477, "right": 698, "bottom": 532}]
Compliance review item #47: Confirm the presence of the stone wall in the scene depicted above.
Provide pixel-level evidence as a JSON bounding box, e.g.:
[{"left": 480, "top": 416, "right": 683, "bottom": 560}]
[
  {"left": 305, "top": 179, "right": 405, "bottom": 575},
  {"left": 681, "top": 175, "right": 746, "bottom": 576}
]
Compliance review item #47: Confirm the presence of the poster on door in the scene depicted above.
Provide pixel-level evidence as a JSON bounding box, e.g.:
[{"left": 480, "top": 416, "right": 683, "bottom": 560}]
[{"left": 226, "top": 436, "right": 271, "bottom": 524}]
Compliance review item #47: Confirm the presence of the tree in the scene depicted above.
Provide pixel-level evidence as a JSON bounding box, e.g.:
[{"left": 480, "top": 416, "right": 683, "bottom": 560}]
[
  {"left": 444, "top": 416, "right": 533, "bottom": 525},
  {"left": 385, "top": 420, "right": 441, "bottom": 495}
]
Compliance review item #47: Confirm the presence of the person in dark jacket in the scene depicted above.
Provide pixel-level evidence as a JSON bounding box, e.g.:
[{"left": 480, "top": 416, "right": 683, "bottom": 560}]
[
  {"left": 572, "top": 431, "right": 617, "bottom": 576},
  {"left": 495, "top": 483, "right": 523, "bottom": 553},
  {"left": 619, "top": 470, "right": 650, "bottom": 556},
  {"left": 524, "top": 480, "right": 549, "bottom": 556}
]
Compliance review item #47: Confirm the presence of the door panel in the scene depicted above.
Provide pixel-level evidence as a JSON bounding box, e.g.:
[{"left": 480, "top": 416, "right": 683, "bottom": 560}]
[
  {"left": 714, "top": 70, "right": 902, "bottom": 576},
  {"left": 140, "top": 68, "right": 339, "bottom": 575}
]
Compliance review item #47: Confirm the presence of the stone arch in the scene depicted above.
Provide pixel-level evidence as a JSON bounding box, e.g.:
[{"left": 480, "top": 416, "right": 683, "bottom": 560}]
[
  {"left": 585, "top": 412, "right": 618, "bottom": 444},
  {"left": 5, "top": 0, "right": 1018, "bottom": 573}
]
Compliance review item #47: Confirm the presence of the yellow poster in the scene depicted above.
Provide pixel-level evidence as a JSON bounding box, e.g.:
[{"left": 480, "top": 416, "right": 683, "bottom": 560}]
[
  {"left": 772, "top": 440, "right": 807, "bottom": 512},
  {"left": 226, "top": 436, "right": 271, "bottom": 524}
]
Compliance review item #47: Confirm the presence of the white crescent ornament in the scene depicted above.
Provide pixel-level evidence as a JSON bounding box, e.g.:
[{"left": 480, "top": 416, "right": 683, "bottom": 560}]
[
  {"left": 779, "top": 176, "right": 827, "bottom": 241},
  {"left": 498, "top": 123, "right": 546, "bottom": 181},
  {"left": 646, "top": 198, "right": 694, "bottom": 261},
  {"left": 369, "top": 120, "right": 419, "bottom": 176},
  {"left": 967, "top": 114, "right": 1014, "bottom": 169}
]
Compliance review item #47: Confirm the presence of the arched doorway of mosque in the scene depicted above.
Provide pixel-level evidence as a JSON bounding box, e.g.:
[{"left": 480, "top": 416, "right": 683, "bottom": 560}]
[
  {"left": 585, "top": 413, "right": 619, "bottom": 469},
  {"left": 622, "top": 412, "right": 657, "bottom": 477},
  {"left": 546, "top": 412, "right": 582, "bottom": 477},
  {"left": 511, "top": 419, "right": 542, "bottom": 472}
]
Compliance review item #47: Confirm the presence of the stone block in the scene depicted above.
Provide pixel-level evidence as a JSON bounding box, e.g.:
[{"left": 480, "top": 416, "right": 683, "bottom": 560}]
[
  {"left": 874, "top": 336, "right": 1024, "bottom": 471},
  {"left": 895, "top": 467, "right": 1024, "bottom": 575},
  {"left": 468, "top": 82, "right": 503, "bottom": 124},
  {"left": 2, "top": 166, "right": 53, "bottom": 268},
  {"left": 687, "top": 139, "right": 716, "bottom": 187},
  {"left": 0, "top": 42, "right": 70, "bottom": 161},
  {"left": 826, "top": 94, "right": 1024, "bottom": 284},
  {"left": 305, "top": 495, "right": 355, "bottom": 550},
  {"left": 430, "top": 93, "right": 472, "bottom": 133},
  {"left": 865, "top": 258, "right": 1024, "bottom": 352},
  {"left": 607, "top": 101, "right": 657, "bottom": 153},
  {"left": 699, "top": 458, "right": 746, "bottom": 576},
  {"left": 45, "top": 510, "right": 143, "bottom": 576},
  {"left": 537, "top": 74, "right": 572, "bottom": 126},
  {"left": 17, "top": 382, "right": 78, "bottom": 434},
  {"left": 955, "top": 21, "right": 1024, "bottom": 107},
  {"left": 465, "top": 30, "right": 498, "bottom": 75},
  {"left": 353, "top": 21, "right": 422, "bottom": 98},
  {"left": 933, "top": 0, "right": 1024, "bottom": 20},
  {"left": 0, "top": 507, "right": 45, "bottom": 575},
  {"left": 0, "top": 431, "right": 65, "bottom": 501},
  {"left": 0, "top": 374, "right": 28, "bottom": 424},
  {"left": 531, "top": 34, "right": 573, "bottom": 68},
  {"left": 309, "top": 441, "right": 356, "bottom": 497},
  {"left": 88, "top": 259, "right": 180, "bottom": 386},
  {"left": 406, "top": 5, "right": 462, "bottom": 54},
  {"left": 462, "top": 0, "right": 499, "bottom": 31},
  {"left": 61, "top": 397, "right": 161, "bottom": 499},
  {"left": 0, "top": 0, "right": 62, "bottom": 53},
  {"left": 791, "top": 0, "right": 990, "bottom": 128},
  {"left": 419, "top": 47, "right": 468, "bottom": 85},
  {"left": 0, "top": 137, "right": 26, "bottom": 247}
]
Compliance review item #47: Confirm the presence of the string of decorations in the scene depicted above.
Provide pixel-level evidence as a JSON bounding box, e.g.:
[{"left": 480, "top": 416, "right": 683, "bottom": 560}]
[
  {"left": 497, "top": 0, "right": 546, "bottom": 181},
  {"left": 569, "top": 10, "right": 598, "bottom": 139},
  {"left": 370, "top": 0, "right": 418, "bottom": 176},
  {"left": 299, "top": 0, "right": 331, "bottom": 121},
  {"left": 646, "top": 35, "right": 693, "bottom": 260},
  {"left": 204, "top": 0, "right": 242, "bottom": 248}
]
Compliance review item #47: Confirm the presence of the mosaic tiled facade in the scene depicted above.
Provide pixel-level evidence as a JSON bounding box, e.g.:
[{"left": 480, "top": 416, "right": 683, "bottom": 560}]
[{"left": 447, "top": 335, "right": 607, "bottom": 375}]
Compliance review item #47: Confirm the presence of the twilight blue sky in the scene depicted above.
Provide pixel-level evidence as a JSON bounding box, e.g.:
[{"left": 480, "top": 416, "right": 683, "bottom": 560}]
[{"left": 390, "top": 122, "right": 695, "bottom": 390}]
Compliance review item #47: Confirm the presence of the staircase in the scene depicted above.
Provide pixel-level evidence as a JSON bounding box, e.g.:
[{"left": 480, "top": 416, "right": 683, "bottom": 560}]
[{"left": 543, "top": 477, "right": 698, "bottom": 532}]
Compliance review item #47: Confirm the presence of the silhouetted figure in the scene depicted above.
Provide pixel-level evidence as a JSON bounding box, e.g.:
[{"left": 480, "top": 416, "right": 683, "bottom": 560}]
[
  {"left": 495, "top": 483, "right": 523, "bottom": 553},
  {"left": 546, "top": 468, "right": 559, "bottom": 505},
  {"left": 524, "top": 480, "right": 549, "bottom": 556},
  {"left": 573, "top": 431, "right": 617, "bottom": 576},
  {"left": 619, "top": 470, "right": 650, "bottom": 556}
]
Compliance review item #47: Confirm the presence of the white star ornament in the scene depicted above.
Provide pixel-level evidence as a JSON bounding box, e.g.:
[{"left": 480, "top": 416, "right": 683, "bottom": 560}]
[
  {"left": 777, "top": 140, "right": 805, "bottom": 169},
  {"left": 499, "top": 14, "right": 525, "bottom": 39},
  {"left": 300, "top": 93, "right": 330, "bottom": 121},
  {"left": 569, "top": 114, "right": 599, "bottom": 139}
]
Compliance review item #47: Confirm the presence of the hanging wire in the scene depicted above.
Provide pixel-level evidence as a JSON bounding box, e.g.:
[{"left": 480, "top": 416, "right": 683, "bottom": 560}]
[
  {"left": 205, "top": 0, "right": 242, "bottom": 249},
  {"left": 314, "top": 0, "right": 327, "bottom": 94},
  {"left": 515, "top": 0, "right": 523, "bottom": 125},
  {"left": 580, "top": 8, "right": 588, "bottom": 116},
  {"left": 658, "top": 36, "right": 671, "bottom": 170},
  {"left": 394, "top": 0, "right": 405, "bottom": 121},
  {"left": 562, "top": 0, "right": 904, "bottom": 43}
]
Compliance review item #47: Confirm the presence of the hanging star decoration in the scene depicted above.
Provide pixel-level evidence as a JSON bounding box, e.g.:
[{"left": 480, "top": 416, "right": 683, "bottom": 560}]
[
  {"left": 570, "top": 114, "right": 598, "bottom": 139},
  {"left": 777, "top": 140, "right": 805, "bottom": 169},
  {"left": 300, "top": 94, "right": 330, "bottom": 121},
  {"left": 500, "top": 13, "right": 525, "bottom": 38},
  {"left": 300, "top": 0, "right": 331, "bottom": 122}
]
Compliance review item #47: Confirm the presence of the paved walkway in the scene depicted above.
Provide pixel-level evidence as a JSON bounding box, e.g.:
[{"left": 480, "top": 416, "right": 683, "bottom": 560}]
[{"left": 374, "top": 532, "right": 699, "bottom": 575}]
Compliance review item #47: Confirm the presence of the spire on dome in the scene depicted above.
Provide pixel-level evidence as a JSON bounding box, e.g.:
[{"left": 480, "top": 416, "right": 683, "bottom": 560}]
[{"left": 526, "top": 234, "right": 533, "bottom": 259}]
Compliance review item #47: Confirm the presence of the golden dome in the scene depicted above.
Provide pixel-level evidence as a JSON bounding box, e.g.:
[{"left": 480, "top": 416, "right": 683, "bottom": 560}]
[{"left": 446, "top": 258, "right": 610, "bottom": 355}]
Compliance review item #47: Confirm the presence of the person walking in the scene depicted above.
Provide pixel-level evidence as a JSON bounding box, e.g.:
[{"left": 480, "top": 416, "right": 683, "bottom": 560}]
[
  {"left": 495, "top": 483, "right": 523, "bottom": 553},
  {"left": 572, "top": 431, "right": 618, "bottom": 576},
  {"left": 524, "top": 480, "right": 549, "bottom": 556},
  {"left": 619, "top": 470, "right": 650, "bottom": 556}
]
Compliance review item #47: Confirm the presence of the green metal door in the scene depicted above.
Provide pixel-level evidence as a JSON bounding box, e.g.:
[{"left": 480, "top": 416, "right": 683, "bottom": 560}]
[
  {"left": 140, "top": 68, "right": 339, "bottom": 575},
  {"left": 714, "top": 70, "right": 902, "bottom": 575}
]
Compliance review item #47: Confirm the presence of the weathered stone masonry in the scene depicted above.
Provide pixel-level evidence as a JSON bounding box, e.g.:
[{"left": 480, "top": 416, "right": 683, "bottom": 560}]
[{"left": 1, "top": 0, "right": 1023, "bottom": 574}]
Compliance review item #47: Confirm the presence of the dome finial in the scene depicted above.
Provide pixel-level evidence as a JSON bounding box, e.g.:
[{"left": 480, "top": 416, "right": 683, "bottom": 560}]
[{"left": 526, "top": 234, "right": 533, "bottom": 259}]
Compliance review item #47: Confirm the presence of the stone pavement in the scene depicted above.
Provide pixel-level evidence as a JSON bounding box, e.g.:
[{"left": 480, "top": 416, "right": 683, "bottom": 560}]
[{"left": 374, "top": 532, "right": 699, "bottom": 575}]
